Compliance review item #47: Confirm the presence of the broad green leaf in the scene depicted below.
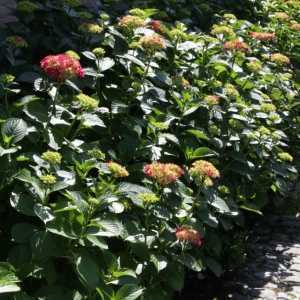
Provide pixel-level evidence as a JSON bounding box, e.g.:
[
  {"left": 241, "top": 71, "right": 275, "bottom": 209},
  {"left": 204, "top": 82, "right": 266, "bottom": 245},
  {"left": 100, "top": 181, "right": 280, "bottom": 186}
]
[
  {"left": 0, "top": 262, "right": 20, "bottom": 294},
  {"left": 186, "top": 129, "right": 210, "bottom": 141},
  {"left": 209, "top": 196, "right": 230, "bottom": 213},
  {"left": 150, "top": 254, "right": 167, "bottom": 272},
  {"left": 76, "top": 252, "right": 101, "bottom": 289},
  {"left": 88, "top": 218, "right": 124, "bottom": 237},
  {"left": 115, "top": 284, "right": 144, "bottom": 300},
  {"left": 86, "top": 235, "right": 108, "bottom": 249},
  {"left": 97, "top": 57, "right": 115, "bottom": 72},
  {"left": 2, "top": 118, "right": 28, "bottom": 143},
  {"left": 14, "top": 169, "right": 46, "bottom": 201},
  {"left": 175, "top": 254, "right": 203, "bottom": 272},
  {"left": 34, "top": 204, "right": 55, "bottom": 224},
  {"left": 81, "top": 113, "right": 106, "bottom": 128},
  {"left": 10, "top": 190, "right": 35, "bottom": 216}
]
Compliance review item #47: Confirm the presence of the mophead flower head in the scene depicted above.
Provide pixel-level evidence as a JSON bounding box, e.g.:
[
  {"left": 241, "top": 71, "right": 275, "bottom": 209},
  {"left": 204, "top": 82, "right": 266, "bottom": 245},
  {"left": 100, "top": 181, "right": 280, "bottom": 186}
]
[
  {"left": 139, "top": 193, "right": 160, "bottom": 205},
  {"left": 149, "top": 20, "right": 164, "bottom": 33},
  {"left": 40, "top": 54, "right": 84, "bottom": 82},
  {"left": 290, "top": 23, "right": 300, "bottom": 31},
  {"left": 273, "top": 12, "right": 290, "bottom": 21},
  {"left": 249, "top": 31, "right": 275, "bottom": 41},
  {"left": 224, "top": 39, "right": 250, "bottom": 53},
  {"left": 143, "top": 162, "right": 184, "bottom": 186},
  {"left": 175, "top": 227, "right": 204, "bottom": 247},
  {"left": 271, "top": 53, "right": 290, "bottom": 65},
  {"left": 225, "top": 83, "right": 240, "bottom": 98},
  {"left": 74, "top": 93, "right": 99, "bottom": 111},
  {"left": 0, "top": 74, "right": 15, "bottom": 85},
  {"left": 118, "top": 15, "right": 145, "bottom": 30},
  {"left": 204, "top": 95, "right": 221, "bottom": 106},
  {"left": 260, "top": 103, "right": 276, "bottom": 113},
  {"left": 211, "top": 25, "right": 235, "bottom": 36},
  {"left": 92, "top": 47, "right": 105, "bottom": 58},
  {"left": 189, "top": 160, "right": 220, "bottom": 186},
  {"left": 140, "top": 34, "right": 166, "bottom": 52},
  {"left": 41, "top": 151, "right": 62, "bottom": 165},
  {"left": 40, "top": 174, "right": 57, "bottom": 185},
  {"left": 79, "top": 23, "right": 103, "bottom": 34},
  {"left": 278, "top": 152, "right": 293, "bottom": 162},
  {"left": 246, "top": 60, "right": 262, "bottom": 73},
  {"left": 108, "top": 162, "right": 129, "bottom": 178}
]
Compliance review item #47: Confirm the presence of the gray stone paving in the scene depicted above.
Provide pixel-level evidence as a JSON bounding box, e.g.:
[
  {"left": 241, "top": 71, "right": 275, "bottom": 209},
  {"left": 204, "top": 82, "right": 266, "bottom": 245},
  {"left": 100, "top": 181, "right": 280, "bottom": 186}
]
[{"left": 228, "top": 215, "right": 300, "bottom": 300}]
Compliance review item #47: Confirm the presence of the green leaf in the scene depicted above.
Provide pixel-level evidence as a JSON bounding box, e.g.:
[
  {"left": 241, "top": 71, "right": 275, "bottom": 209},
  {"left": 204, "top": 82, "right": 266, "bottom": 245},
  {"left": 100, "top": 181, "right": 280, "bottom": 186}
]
[
  {"left": 209, "top": 196, "right": 230, "bottom": 213},
  {"left": 88, "top": 218, "right": 124, "bottom": 237},
  {"left": 2, "top": 118, "right": 28, "bottom": 143},
  {"left": 81, "top": 113, "right": 106, "bottom": 128},
  {"left": 86, "top": 235, "right": 108, "bottom": 250},
  {"left": 34, "top": 204, "right": 55, "bottom": 224},
  {"left": 175, "top": 254, "right": 203, "bottom": 272},
  {"left": 186, "top": 147, "right": 218, "bottom": 160},
  {"left": 14, "top": 169, "right": 46, "bottom": 201},
  {"left": 97, "top": 57, "right": 115, "bottom": 72},
  {"left": 186, "top": 129, "right": 209, "bottom": 141},
  {"left": 10, "top": 190, "right": 35, "bottom": 216},
  {"left": 0, "top": 262, "right": 20, "bottom": 294},
  {"left": 150, "top": 254, "right": 167, "bottom": 272},
  {"left": 76, "top": 251, "right": 101, "bottom": 289},
  {"left": 115, "top": 284, "right": 144, "bottom": 300}
]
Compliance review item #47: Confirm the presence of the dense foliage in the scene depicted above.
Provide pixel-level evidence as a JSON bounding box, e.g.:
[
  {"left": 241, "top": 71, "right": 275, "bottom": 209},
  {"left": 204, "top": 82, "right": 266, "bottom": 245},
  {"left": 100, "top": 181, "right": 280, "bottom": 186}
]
[{"left": 0, "top": 0, "right": 299, "bottom": 299}]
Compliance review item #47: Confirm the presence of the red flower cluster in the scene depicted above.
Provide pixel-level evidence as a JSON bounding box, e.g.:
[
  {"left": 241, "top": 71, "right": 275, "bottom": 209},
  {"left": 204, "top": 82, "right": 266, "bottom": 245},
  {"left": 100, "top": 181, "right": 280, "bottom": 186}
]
[
  {"left": 224, "top": 39, "right": 250, "bottom": 53},
  {"left": 249, "top": 31, "right": 275, "bottom": 41},
  {"left": 144, "top": 162, "right": 184, "bottom": 185},
  {"left": 149, "top": 20, "right": 162, "bottom": 33},
  {"left": 40, "top": 54, "right": 84, "bottom": 82},
  {"left": 176, "top": 227, "right": 204, "bottom": 247}
]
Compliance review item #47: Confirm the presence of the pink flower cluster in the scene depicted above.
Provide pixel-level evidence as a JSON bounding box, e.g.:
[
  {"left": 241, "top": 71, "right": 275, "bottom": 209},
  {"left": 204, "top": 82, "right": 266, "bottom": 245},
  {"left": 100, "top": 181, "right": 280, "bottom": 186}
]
[
  {"left": 249, "top": 31, "right": 275, "bottom": 41},
  {"left": 144, "top": 162, "right": 184, "bottom": 185},
  {"left": 176, "top": 227, "right": 204, "bottom": 247},
  {"left": 224, "top": 39, "right": 250, "bottom": 53},
  {"left": 40, "top": 54, "right": 84, "bottom": 82}
]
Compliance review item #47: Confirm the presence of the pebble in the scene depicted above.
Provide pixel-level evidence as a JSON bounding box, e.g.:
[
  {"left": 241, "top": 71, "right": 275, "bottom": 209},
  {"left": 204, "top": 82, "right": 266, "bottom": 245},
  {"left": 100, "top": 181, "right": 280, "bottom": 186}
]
[{"left": 226, "top": 215, "right": 300, "bottom": 299}]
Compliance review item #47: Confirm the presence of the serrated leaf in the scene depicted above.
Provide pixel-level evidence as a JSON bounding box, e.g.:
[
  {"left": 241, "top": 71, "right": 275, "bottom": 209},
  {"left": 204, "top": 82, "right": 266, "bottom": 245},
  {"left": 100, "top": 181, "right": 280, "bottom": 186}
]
[
  {"left": 97, "top": 57, "right": 115, "bottom": 72},
  {"left": 88, "top": 218, "right": 124, "bottom": 237},
  {"left": 34, "top": 204, "right": 55, "bottom": 223},
  {"left": 76, "top": 252, "right": 101, "bottom": 289},
  {"left": 2, "top": 118, "right": 28, "bottom": 143},
  {"left": 0, "top": 262, "right": 20, "bottom": 294},
  {"left": 81, "top": 113, "right": 106, "bottom": 128},
  {"left": 150, "top": 255, "right": 168, "bottom": 272},
  {"left": 115, "top": 284, "right": 144, "bottom": 300}
]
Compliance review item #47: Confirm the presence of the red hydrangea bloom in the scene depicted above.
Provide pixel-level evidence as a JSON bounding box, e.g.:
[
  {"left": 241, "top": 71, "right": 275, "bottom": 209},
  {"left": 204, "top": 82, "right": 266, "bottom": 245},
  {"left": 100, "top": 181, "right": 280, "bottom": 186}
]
[
  {"left": 224, "top": 39, "right": 250, "bottom": 53},
  {"left": 149, "top": 20, "right": 162, "bottom": 32},
  {"left": 143, "top": 162, "right": 184, "bottom": 185},
  {"left": 175, "top": 227, "right": 204, "bottom": 247},
  {"left": 40, "top": 54, "right": 84, "bottom": 82},
  {"left": 249, "top": 32, "right": 275, "bottom": 41}
]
